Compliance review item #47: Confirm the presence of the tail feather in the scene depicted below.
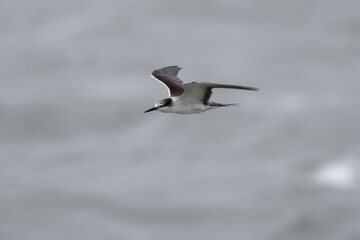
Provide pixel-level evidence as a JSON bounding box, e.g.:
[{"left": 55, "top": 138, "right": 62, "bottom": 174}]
[
  {"left": 208, "top": 102, "right": 239, "bottom": 107},
  {"left": 207, "top": 83, "right": 258, "bottom": 91}
]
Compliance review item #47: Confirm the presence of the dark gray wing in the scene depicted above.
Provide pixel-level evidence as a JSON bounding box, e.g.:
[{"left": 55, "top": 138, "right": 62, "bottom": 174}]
[
  {"left": 151, "top": 66, "right": 184, "bottom": 97},
  {"left": 181, "top": 82, "right": 258, "bottom": 104}
]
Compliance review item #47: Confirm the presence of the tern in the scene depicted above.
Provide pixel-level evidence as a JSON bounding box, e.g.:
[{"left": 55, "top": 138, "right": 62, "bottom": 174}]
[{"left": 144, "top": 66, "right": 258, "bottom": 114}]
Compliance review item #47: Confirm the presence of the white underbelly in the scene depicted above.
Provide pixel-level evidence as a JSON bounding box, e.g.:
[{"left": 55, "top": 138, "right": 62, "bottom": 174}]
[{"left": 159, "top": 104, "right": 209, "bottom": 114}]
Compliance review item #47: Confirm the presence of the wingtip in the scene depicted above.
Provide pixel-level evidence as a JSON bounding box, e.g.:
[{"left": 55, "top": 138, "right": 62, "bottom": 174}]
[
  {"left": 165, "top": 65, "right": 181, "bottom": 69},
  {"left": 164, "top": 65, "right": 182, "bottom": 72},
  {"left": 244, "top": 86, "right": 259, "bottom": 91},
  {"left": 151, "top": 66, "right": 182, "bottom": 78}
]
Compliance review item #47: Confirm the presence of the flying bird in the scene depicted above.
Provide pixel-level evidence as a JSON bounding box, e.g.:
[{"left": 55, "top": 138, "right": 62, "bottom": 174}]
[{"left": 144, "top": 66, "right": 258, "bottom": 114}]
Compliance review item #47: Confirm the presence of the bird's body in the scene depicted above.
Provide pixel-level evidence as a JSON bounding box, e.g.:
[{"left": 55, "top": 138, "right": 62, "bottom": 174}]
[
  {"left": 145, "top": 66, "right": 258, "bottom": 114},
  {"left": 158, "top": 101, "right": 210, "bottom": 114}
]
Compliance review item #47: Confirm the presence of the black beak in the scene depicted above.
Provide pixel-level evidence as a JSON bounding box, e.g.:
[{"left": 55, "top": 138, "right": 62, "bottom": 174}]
[{"left": 144, "top": 107, "right": 158, "bottom": 113}]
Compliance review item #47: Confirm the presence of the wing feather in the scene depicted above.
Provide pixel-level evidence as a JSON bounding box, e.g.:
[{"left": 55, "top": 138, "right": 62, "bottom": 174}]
[
  {"left": 151, "top": 66, "right": 184, "bottom": 97},
  {"left": 180, "top": 82, "right": 258, "bottom": 104}
]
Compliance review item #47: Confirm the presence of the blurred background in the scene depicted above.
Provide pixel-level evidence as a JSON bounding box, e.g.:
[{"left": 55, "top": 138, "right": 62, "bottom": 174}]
[{"left": 1, "top": 0, "right": 360, "bottom": 239}]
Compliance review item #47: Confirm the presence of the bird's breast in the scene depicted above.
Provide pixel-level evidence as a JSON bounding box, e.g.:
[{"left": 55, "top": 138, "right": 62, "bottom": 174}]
[{"left": 158, "top": 103, "right": 209, "bottom": 114}]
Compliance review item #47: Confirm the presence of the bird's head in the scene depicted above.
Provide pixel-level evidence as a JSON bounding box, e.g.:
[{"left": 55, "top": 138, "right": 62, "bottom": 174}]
[{"left": 144, "top": 98, "right": 172, "bottom": 113}]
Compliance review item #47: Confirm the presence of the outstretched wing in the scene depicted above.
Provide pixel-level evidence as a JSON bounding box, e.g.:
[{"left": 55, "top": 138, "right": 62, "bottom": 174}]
[
  {"left": 180, "top": 82, "right": 258, "bottom": 104},
  {"left": 151, "top": 66, "right": 184, "bottom": 97}
]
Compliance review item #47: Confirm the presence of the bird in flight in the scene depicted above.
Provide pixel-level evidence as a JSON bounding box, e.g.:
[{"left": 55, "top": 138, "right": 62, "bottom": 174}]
[{"left": 144, "top": 66, "right": 258, "bottom": 114}]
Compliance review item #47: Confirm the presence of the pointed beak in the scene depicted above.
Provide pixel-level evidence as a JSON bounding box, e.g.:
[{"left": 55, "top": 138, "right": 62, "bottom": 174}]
[{"left": 144, "top": 107, "right": 158, "bottom": 113}]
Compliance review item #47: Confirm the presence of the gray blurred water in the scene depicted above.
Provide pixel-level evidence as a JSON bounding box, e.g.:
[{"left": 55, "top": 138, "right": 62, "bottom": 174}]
[{"left": 1, "top": 1, "right": 360, "bottom": 240}]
